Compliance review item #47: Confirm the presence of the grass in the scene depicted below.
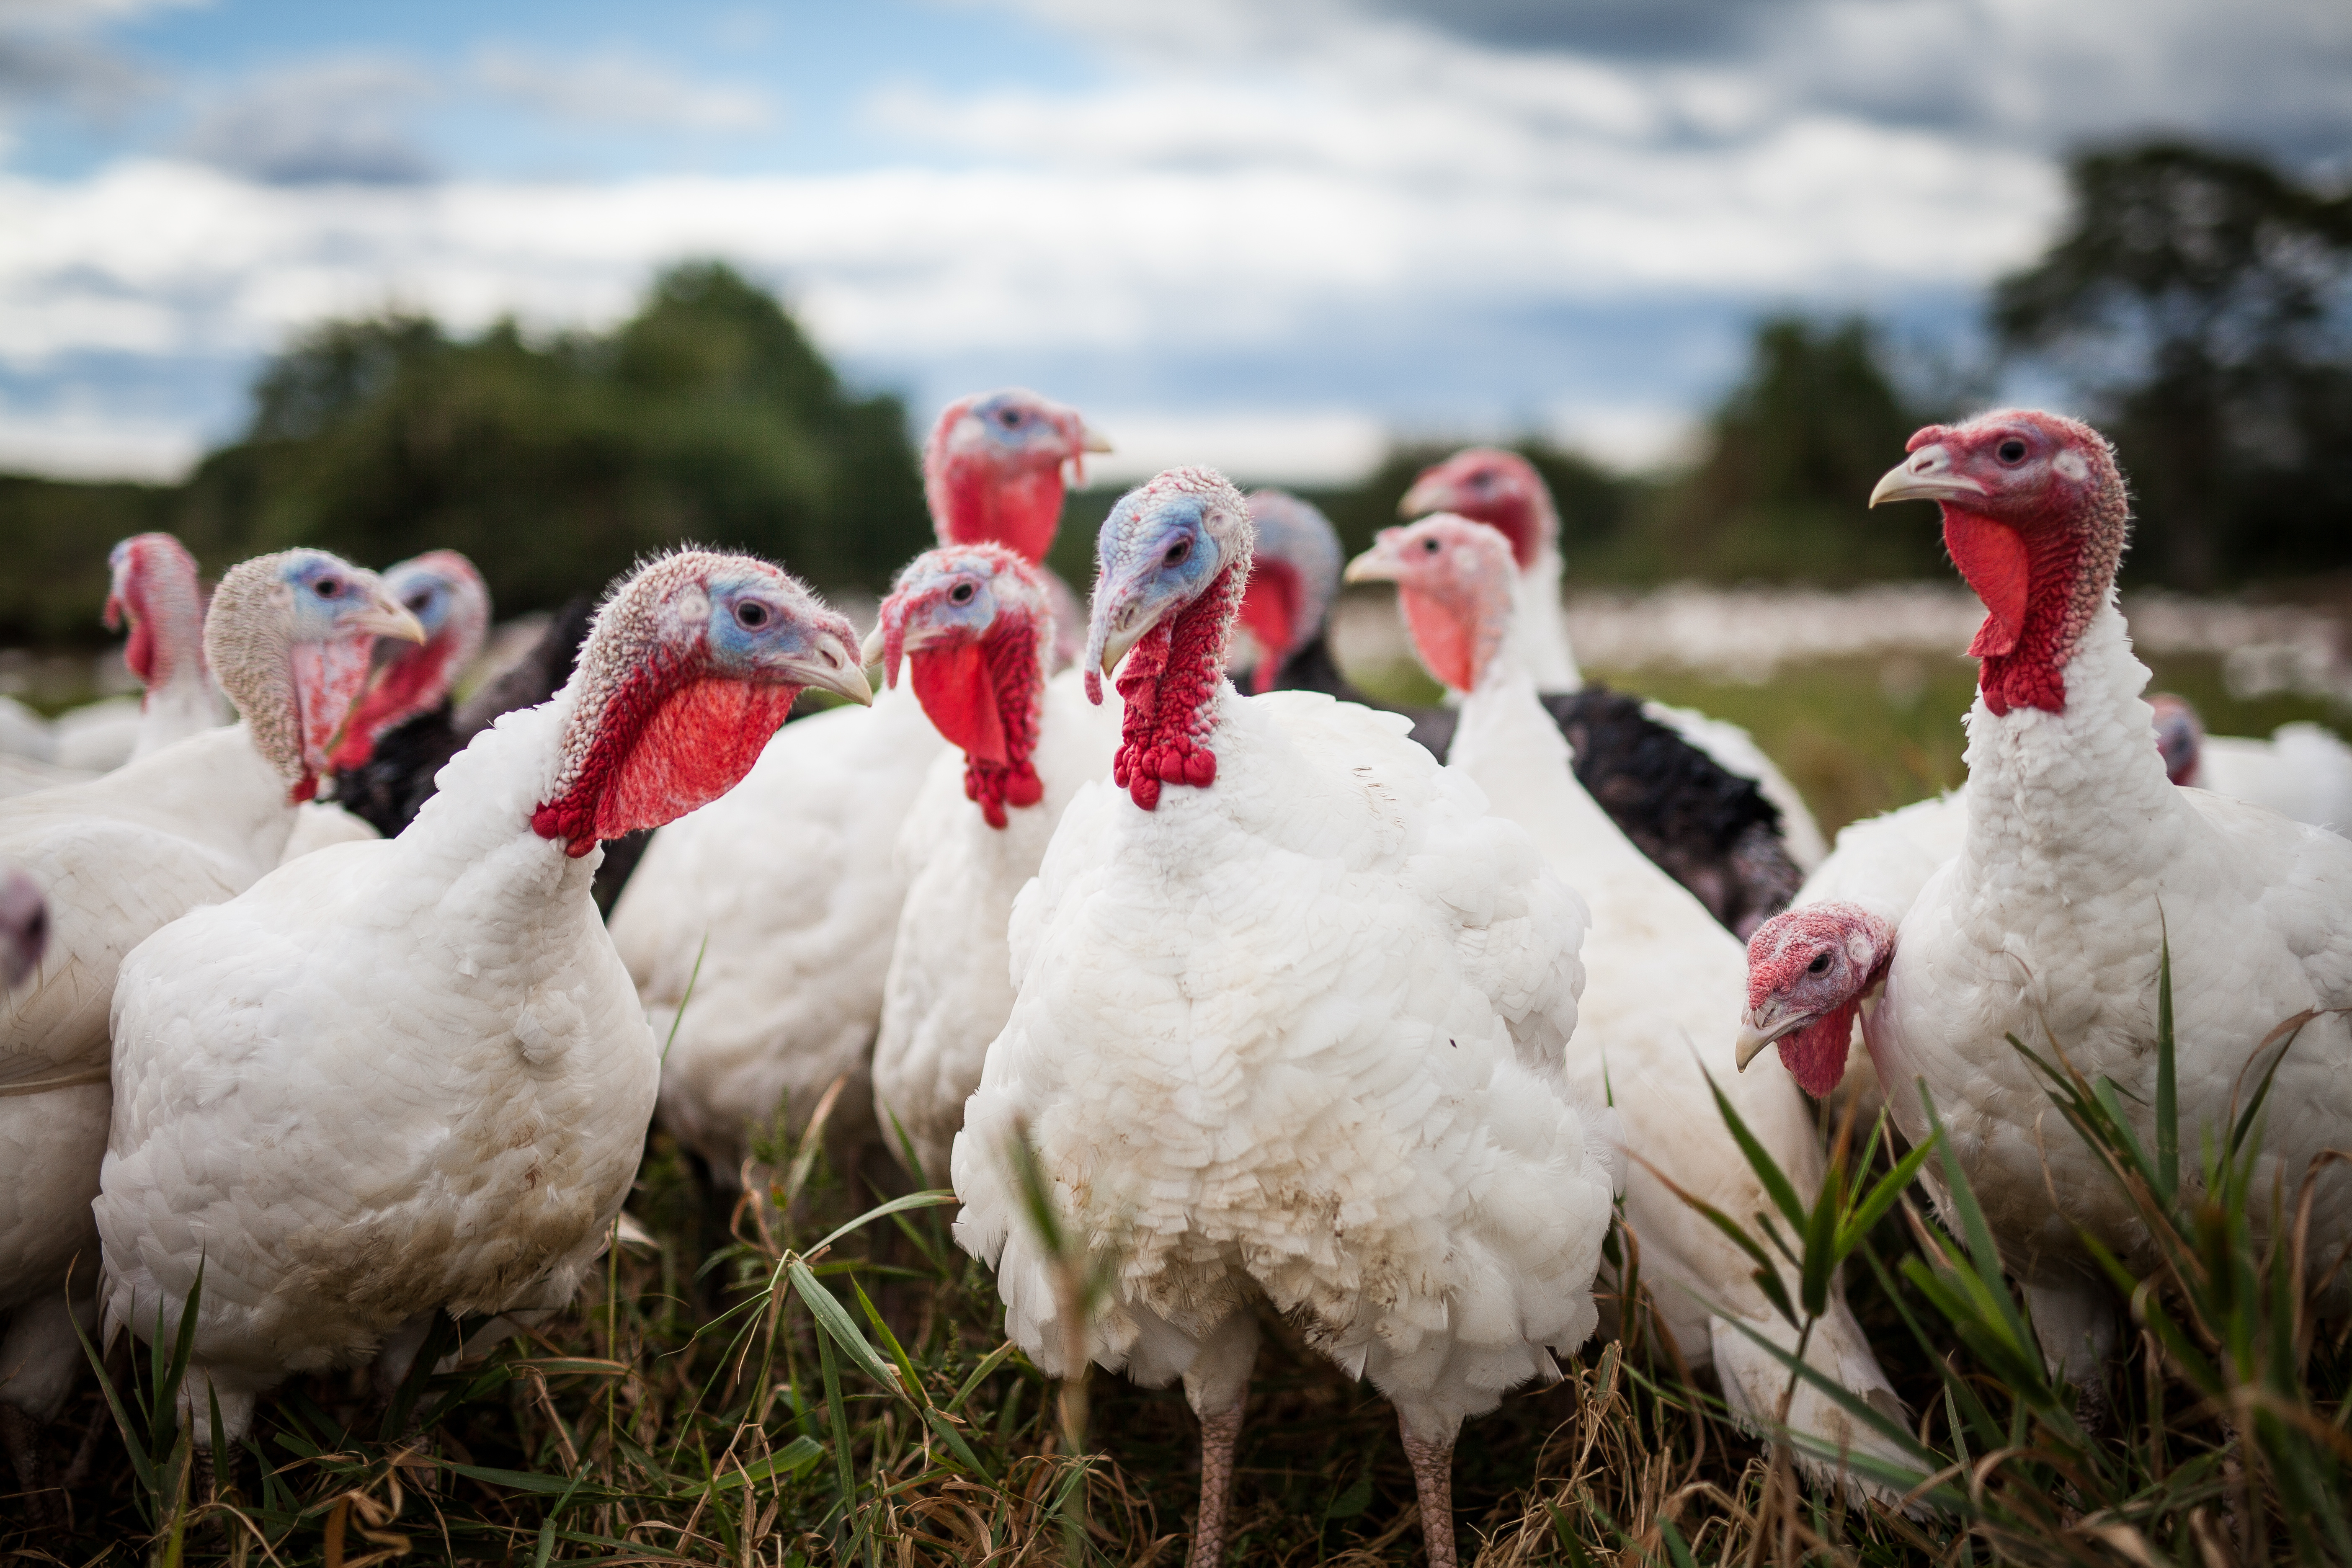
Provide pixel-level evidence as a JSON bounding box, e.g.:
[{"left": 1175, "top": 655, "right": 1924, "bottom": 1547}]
[{"left": 9, "top": 665, "right": 2352, "bottom": 1564}]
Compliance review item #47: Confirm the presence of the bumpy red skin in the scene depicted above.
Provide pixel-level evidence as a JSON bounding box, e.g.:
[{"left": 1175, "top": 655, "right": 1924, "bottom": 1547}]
[
  {"left": 1908, "top": 413, "right": 2128, "bottom": 718},
  {"left": 532, "top": 655, "right": 802, "bottom": 856},
  {"left": 1745, "top": 904, "right": 1893, "bottom": 1099},
  {"left": 1111, "top": 563, "right": 1244, "bottom": 812},
  {"left": 910, "top": 619, "right": 1045, "bottom": 830},
  {"left": 1233, "top": 560, "right": 1300, "bottom": 696},
  {"left": 931, "top": 460, "right": 1068, "bottom": 566}
]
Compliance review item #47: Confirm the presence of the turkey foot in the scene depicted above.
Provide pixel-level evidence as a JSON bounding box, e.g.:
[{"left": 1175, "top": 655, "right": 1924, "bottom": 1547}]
[
  {"left": 1400, "top": 1419, "right": 1457, "bottom": 1568},
  {"left": 1186, "top": 1401, "right": 1244, "bottom": 1568}
]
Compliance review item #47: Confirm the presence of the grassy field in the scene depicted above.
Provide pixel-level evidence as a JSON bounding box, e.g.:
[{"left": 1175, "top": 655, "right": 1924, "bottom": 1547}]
[{"left": 9, "top": 660, "right": 2351, "bottom": 1564}]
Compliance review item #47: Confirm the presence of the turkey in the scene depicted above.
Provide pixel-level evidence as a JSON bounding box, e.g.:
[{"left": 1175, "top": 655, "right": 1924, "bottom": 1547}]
[
  {"left": 953, "top": 468, "right": 1619, "bottom": 1568},
  {"left": 1402, "top": 446, "right": 1828, "bottom": 882},
  {"left": 1347, "top": 514, "right": 1911, "bottom": 1504},
  {"left": 0, "top": 550, "right": 420, "bottom": 1512},
  {"left": 1741, "top": 410, "right": 2352, "bottom": 1416},
  {"left": 2150, "top": 691, "right": 2352, "bottom": 835},
  {"left": 108, "top": 532, "right": 227, "bottom": 762},
  {"left": 868, "top": 545, "right": 1122, "bottom": 1182},
  {"left": 923, "top": 386, "right": 1109, "bottom": 667},
  {"left": 325, "top": 549, "right": 494, "bottom": 839},
  {"left": 95, "top": 550, "right": 869, "bottom": 1455},
  {"left": 611, "top": 388, "right": 1103, "bottom": 1193},
  {"left": 0, "top": 868, "right": 43, "bottom": 990}
]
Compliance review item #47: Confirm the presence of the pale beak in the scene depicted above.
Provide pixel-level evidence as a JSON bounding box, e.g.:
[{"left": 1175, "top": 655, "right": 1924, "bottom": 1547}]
[
  {"left": 1735, "top": 1003, "right": 1811, "bottom": 1071},
  {"left": 1343, "top": 547, "right": 1402, "bottom": 585},
  {"left": 786, "top": 632, "right": 874, "bottom": 707},
  {"left": 1869, "top": 444, "right": 1987, "bottom": 508},
  {"left": 1099, "top": 621, "right": 1144, "bottom": 680},
  {"left": 859, "top": 624, "right": 887, "bottom": 666},
  {"left": 1081, "top": 424, "right": 1113, "bottom": 454},
  {"left": 354, "top": 591, "right": 428, "bottom": 645},
  {"left": 1398, "top": 475, "right": 1449, "bottom": 519}
]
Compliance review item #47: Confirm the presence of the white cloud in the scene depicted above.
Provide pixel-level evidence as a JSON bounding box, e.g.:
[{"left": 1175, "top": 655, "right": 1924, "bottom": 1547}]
[
  {"left": 1082, "top": 409, "right": 1388, "bottom": 487},
  {"left": 179, "top": 57, "right": 436, "bottom": 184},
  {"left": 472, "top": 46, "right": 776, "bottom": 134},
  {"left": 0, "top": 386, "right": 201, "bottom": 480}
]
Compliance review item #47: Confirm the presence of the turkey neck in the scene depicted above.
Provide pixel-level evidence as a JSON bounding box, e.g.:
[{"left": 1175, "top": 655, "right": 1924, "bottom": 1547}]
[
  {"left": 1509, "top": 544, "right": 1580, "bottom": 691},
  {"left": 934, "top": 461, "right": 1063, "bottom": 566},
  {"left": 1451, "top": 661, "right": 1651, "bottom": 884},
  {"left": 399, "top": 699, "right": 605, "bottom": 946},
  {"left": 1111, "top": 563, "right": 1244, "bottom": 812},
  {"left": 914, "top": 618, "right": 1046, "bottom": 830},
  {"left": 1957, "top": 601, "right": 2187, "bottom": 903}
]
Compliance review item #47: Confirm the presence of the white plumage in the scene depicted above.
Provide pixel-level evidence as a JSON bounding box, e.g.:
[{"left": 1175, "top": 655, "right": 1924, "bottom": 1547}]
[
  {"left": 954, "top": 470, "right": 1616, "bottom": 1568},
  {"left": 869, "top": 547, "right": 1122, "bottom": 1182},
  {"left": 1348, "top": 515, "right": 1909, "bottom": 1502},
  {"left": 95, "top": 550, "right": 867, "bottom": 1445}
]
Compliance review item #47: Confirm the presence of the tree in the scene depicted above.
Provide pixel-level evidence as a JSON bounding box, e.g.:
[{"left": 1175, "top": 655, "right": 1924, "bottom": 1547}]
[
  {"left": 1649, "top": 315, "right": 1950, "bottom": 584},
  {"left": 1993, "top": 142, "right": 2352, "bottom": 588},
  {"left": 177, "top": 261, "right": 929, "bottom": 613}
]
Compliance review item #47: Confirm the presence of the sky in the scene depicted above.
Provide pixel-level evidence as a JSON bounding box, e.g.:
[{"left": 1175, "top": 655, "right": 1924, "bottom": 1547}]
[{"left": 0, "top": 0, "right": 2346, "bottom": 486}]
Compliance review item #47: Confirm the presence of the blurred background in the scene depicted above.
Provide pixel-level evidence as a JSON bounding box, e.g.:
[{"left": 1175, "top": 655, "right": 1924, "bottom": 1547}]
[{"left": 1, "top": 0, "right": 2347, "bottom": 831}]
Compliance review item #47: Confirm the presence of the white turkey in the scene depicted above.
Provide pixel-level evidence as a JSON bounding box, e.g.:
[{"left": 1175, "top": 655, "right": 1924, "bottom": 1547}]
[
  {"left": 611, "top": 388, "right": 1102, "bottom": 1193},
  {"left": 96, "top": 550, "right": 869, "bottom": 1455},
  {"left": 0, "top": 550, "right": 420, "bottom": 1510},
  {"left": 321, "top": 548, "right": 494, "bottom": 839},
  {"left": 109, "top": 532, "right": 227, "bottom": 762},
  {"left": 1347, "top": 514, "right": 1911, "bottom": 1504},
  {"left": 1395, "top": 449, "right": 1817, "bottom": 933},
  {"left": 868, "top": 545, "right": 1121, "bottom": 1182},
  {"left": 1741, "top": 409, "right": 2352, "bottom": 1415},
  {"left": 953, "top": 468, "right": 1618, "bottom": 1568},
  {"left": 2150, "top": 691, "right": 2352, "bottom": 836}
]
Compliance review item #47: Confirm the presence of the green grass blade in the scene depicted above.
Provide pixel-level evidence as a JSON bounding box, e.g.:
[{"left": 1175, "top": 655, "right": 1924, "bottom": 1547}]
[
  {"left": 788, "top": 1259, "right": 912, "bottom": 1402},
  {"left": 2155, "top": 919, "right": 2178, "bottom": 1199},
  {"left": 1702, "top": 1067, "right": 1807, "bottom": 1230}
]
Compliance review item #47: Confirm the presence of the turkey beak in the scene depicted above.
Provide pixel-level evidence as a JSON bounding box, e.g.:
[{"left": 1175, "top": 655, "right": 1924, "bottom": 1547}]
[
  {"left": 1398, "top": 474, "right": 1453, "bottom": 519},
  {"left": 785, "top": 629, "right": 874, "bottom": 707},
  {"left": 859, "top": 624, "right": 887, "bottom": 668},
  {"left": 1081, "top": 424, "right": 1113, "bottom": 454},
  {"left": 1343, "top": 541, "right": 1404, "bottom": 585},
  {"left": 1735, "top": 1003, "right": 1808, "bottom": 1071},
  {"left": 1869, "top": 444, "right": 1986, "bottom": 508},
  {"left": 353, "top": 589, "right": 428, "bottom": 645}
]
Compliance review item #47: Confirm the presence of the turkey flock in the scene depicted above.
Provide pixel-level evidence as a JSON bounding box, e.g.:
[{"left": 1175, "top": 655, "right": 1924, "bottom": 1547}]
[{"left": 2, "top": 392, "right": 2349, "bottom": 1563}]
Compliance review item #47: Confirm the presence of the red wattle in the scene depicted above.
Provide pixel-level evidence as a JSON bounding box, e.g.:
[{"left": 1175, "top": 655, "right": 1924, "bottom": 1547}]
[
  {"left": 1235, "top": 562, "right": 1301, "bottom": 696},
  {"left": 1943, "top": 510, "right": 2030, "bottom": 660},
  {"left": 333, "top": 638, "right": 459, "bottom": 769},
  {"left": 1112, "top": 564, "right": 1239, "bottom": 812},
  {"left": 936, "top": 462, "right": 1064, "bottom": 565},
  {"left": 1399, "top": 585, "right": 1479, "bottom": 693},
  {"left": 534, "top": 666, "right": 799, "bottom": 855},
  {"left": 910, "top": 643, "right": 1008, "bottom": 765},
  {"left": 123, "top": 616, "right": 157, "bottom": 688},
  {"left": 1777, "top": 1001, "right": 1861, "bottom": 1100}
]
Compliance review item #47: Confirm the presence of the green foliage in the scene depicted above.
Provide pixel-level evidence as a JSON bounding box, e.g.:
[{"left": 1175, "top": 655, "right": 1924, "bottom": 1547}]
[
  {"left": 0, "top": 474, "right": 178, "bottom": 644},
  {"left": 1994, "top": 142, "right": 2352, "bottom": 589}
]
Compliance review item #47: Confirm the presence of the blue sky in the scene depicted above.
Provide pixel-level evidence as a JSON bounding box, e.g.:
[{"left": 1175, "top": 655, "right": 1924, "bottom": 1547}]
[{"left": 1, "top": 0, "right": 2345, "bottom": 484}]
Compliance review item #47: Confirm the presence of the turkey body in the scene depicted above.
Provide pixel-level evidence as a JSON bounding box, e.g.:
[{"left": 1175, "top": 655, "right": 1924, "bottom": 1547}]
[
  {"left": 1873, "top": 608, "right": 2352, "bottom": 1301},
  {"left": 2195, "top": 722, "right": 2352, "bottom": 834},
  {"left": 872, "top": 668, "right": 1120, "bottom": 1183},
  {"left": 611, "top": 685, "right": 945, "bottom": 1184},
  {"left": 955, "top": 685, "right": 1616, "bottom": 1436},
  {"left": 97, "top": 700, "right": 659, "bottom": 1434}
]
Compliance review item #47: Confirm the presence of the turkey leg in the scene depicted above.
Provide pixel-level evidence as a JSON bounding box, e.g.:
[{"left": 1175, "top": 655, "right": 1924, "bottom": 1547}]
[
  {"left": 1400, "top": 1416, "right": 1458, "bottom": 1568},
  {"left": 1181, "top": 1311, "right": 1261, "bottom": 1568}
]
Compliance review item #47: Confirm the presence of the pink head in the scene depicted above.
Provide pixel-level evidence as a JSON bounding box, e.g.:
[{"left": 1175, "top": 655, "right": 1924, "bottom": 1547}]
[
  {"left": 1086, "top": 467, "right": 1254, "bottom": 811},
  {"left": 203, "top": 550, "right": 428, "bottom": 802},
  {"left": 1398, "top": 447, "right": 1559, "bottom": 571},
  {"left": 1342, "top": 514, "right": 1515, "bottom": 694},
  {"left": 1738, "top": 903, "right": 1896, "bottom": 1099},
  {"left": 332, "top": 549, "right": 491, "bottom": 771},
  {"left": 2147, "top": 692, "right": 2202, "bottom": 786},
  {"left": 106, "top": 532, "right": 208, "bottom": 698},
  {"left": 531, "top": 551, "right": 870, "bottom": 856},
  {"left": 1232, "top": 490, "right": 1341, "bottom": 696},
  {"left": 872, "top": 544, "right": 1051, "bottom": 829},
  {"left": 923, "top": 388, "right": 1110, "bottom": 566},
  {"left": 1869, "top": 409, "right": 2127, "bottom": 717}
]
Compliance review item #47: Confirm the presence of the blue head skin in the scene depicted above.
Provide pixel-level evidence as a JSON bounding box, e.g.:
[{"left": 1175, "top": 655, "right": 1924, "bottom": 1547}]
[
  {"left": 1084, "top": 467, "right": 1255, "bottom": 703},
  {"left": 279, "top": 551, "right": 418, "bottom": 644},
  {"left": 871, "top": 546, "right": 1054, "bottom": 684},
  {"left": 695, "top": 567, "right": 870, "bottom": 700}
]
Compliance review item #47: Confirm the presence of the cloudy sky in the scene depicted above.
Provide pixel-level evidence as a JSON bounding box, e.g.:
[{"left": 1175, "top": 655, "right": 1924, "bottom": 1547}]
[{"left": 1, "top": 0, "right": 2346, "bottom": 484}]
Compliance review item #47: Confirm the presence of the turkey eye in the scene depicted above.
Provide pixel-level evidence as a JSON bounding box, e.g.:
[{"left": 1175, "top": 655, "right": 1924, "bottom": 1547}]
[
  {"left": 735, "top": 601, "right": 771, "bottom": 629},
  {"left": 314, "top": 578, "right": 341, "bottom": 598},
  {"left": 1422, "top": 537, "right": 1441, "bottom": 553},
  {"left": 1807, "top": 951, "right": 1832, "bottom": 975},
  {"left": 999, "top": 410, "right": 1023, "bottom": 427},
  {"left": 1164, "top": 539, "right": 1190, "bottom": 566},
  {"left": 404, "top": 591, "right": 432, "bottom": 612},
  {"left": 949, "top": 583, "right": 976, "bottom": 605},
  {"left": 1997, "top": 438, "right": 2027, "bottom": 463}
]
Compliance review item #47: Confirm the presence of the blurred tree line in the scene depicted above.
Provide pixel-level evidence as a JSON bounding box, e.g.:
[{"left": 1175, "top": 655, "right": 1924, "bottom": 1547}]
[
  {"left": 2, "top": 142, "right": 2345, "bottom": 645},
  {"left": 0, "top": 262, "right": 930, "bottom": 642}
]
